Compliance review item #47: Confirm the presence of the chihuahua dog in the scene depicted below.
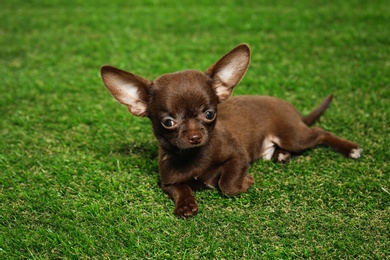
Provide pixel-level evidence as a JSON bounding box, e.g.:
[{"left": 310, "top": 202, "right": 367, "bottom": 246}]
[{"left": 100, "top": 44, "right": 362, "bottom": 218}]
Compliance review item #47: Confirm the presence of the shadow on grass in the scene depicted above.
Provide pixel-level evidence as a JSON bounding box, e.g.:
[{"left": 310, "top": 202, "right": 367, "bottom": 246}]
[
  {"left": 109, "top": 140, "right": 159, "bottom": 173},
  {"left": 114, "top": 141, "right": 158, "bottom": 158}
]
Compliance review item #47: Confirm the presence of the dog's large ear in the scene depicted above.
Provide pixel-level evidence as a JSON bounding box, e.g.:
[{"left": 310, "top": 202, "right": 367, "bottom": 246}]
[
  {"left": 205, "top": 44, "right": 250, "bottom": 102},
  {"left": 100, "top": 65, "right": 151, "bottom": 117}
]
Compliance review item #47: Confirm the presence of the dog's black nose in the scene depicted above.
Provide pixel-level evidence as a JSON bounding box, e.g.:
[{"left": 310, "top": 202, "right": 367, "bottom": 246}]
[{"left": 188, "top": 134, "right": 202, "bottom": 145}]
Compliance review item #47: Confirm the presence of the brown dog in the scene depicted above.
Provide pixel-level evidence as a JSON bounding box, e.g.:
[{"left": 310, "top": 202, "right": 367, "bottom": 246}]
[{"left": 100, "top": 44, "right": 362, "bottom": 218}]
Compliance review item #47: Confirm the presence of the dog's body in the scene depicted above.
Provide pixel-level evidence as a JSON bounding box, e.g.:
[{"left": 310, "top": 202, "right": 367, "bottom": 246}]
[{"left": 101, "top": 44, "right": 362, "bottom": 217}]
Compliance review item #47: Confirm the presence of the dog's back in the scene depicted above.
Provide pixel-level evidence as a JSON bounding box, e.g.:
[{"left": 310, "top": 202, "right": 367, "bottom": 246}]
[{"left": 218, "top": 96, "right": 303, "bottom": 161}]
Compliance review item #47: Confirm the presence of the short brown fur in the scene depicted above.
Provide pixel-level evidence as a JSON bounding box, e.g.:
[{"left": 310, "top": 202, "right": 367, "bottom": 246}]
[{"left": 100, "top": 44, "right": 362, "bottom": 218}]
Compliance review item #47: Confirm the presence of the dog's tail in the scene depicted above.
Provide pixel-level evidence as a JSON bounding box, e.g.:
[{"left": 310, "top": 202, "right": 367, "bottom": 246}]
[{"left": 302, "top": 94, "right": 334, "bottom": 126}]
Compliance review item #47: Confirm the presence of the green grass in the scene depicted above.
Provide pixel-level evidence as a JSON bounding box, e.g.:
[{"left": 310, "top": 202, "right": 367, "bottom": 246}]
[{"left": 1, "top": 0, "right": 389, "bottom": 258}]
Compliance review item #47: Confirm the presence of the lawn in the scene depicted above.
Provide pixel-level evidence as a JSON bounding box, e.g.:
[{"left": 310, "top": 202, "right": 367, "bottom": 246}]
[{"left": 1, "top": 0, "right": 389, "bottom": 258}]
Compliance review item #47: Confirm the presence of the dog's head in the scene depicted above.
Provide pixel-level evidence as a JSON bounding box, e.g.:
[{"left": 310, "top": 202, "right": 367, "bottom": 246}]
[{"left": 100, "top": 44, "right": 250, "bottom": 151}]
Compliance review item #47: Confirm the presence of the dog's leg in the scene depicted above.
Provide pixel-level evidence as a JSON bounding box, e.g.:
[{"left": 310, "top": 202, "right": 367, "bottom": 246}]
[
  {"left": 218, "top": 158, "right": 253, "bottom": 196},
  {"left": 279, "top": 124, "right": 362, "bottom": 158},
  {"left": 314, "top": 127, "right": 362, "bottom": 158},
  {"left": 163, "top": 184, "right": 198, "bottom": 218}
]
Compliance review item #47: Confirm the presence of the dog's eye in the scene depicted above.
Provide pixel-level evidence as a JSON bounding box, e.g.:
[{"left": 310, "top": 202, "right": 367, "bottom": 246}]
[
  {"left": 204, "top": 109, "right": 216, "bottom": 122},
  {"left": 161, "top": 117, "right": 177, "bottom": 129}
]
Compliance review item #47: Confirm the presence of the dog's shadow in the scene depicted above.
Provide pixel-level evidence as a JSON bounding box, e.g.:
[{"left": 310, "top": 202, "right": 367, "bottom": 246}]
[
  {"left": 115, "top": 141, "right": 157, "bottom": 157},
  {"left": 111, "top": 141, "right": 159, "bottom": 174}
]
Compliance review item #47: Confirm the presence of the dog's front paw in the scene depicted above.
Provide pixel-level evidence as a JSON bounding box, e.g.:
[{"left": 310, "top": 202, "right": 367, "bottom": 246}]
[
  {"left": 174, "top": 198, "right": 198, "bottom": 218},
  {"left": 349, "top": 148, "right": 363, "bottom": 159},
  {"left": 242, "top": 175, "right": 254, "bottom": 191},
  {"left": 220, "top": 175, "right": 254, "bottom": 196}
]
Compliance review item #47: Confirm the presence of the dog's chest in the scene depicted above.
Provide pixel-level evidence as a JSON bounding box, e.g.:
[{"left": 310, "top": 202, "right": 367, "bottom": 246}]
[{"left": 159, "top": 150, "right": 223, "bottom": 186}]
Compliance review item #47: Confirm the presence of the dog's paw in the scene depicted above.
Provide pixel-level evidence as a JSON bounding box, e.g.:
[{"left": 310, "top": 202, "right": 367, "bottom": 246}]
[
  {"left": 220, "top": 175, "right": 254, "bottom": 196},
  {"left": 277, "top": 152, "right": 291, "bottom": 163},
  {"left": 243, "top": 175, "right": 254, "bottom": 190},
  {"left": 349, "top": 148, "right": 363, "bottom": 159},
  {"left": 273, "top": 150, "right": 291, "bottom": 163},
  {"left": 174, "top": 199, "right": 198, "bottom": 218}
]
